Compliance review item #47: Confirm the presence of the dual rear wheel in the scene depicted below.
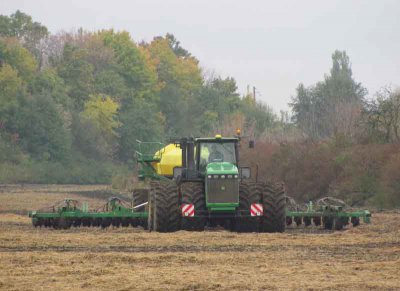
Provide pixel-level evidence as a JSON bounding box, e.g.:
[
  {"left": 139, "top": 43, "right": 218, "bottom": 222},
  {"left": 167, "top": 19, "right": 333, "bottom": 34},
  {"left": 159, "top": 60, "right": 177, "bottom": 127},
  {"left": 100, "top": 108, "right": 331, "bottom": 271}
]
[
  {"left": 236, "top": 181, "right": 286, "bottom": 233},
  {"left": 148, "top": 180, "right": 286, "bottom": 233}
]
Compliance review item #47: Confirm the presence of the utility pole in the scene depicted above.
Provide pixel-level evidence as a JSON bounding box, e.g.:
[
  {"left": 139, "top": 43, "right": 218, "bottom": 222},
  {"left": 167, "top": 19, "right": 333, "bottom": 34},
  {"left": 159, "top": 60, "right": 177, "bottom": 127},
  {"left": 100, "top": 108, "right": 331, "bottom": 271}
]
[{"left": 253, "top": 86, "right": 256, "bottom": 101}]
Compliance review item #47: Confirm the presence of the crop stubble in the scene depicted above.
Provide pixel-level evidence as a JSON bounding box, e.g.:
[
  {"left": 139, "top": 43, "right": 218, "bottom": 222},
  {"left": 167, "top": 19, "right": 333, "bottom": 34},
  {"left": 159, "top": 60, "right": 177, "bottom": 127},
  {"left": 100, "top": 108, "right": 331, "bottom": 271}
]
[{"left": 0, "top": 185, "right": 399, "bottom": 290}]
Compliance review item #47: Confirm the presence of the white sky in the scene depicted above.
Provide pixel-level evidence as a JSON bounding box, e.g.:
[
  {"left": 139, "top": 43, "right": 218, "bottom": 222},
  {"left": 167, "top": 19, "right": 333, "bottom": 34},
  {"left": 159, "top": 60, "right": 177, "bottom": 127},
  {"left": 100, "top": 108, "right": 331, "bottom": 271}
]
[{"left": 1, "top": 0, "right": 400, "bottom": 112}]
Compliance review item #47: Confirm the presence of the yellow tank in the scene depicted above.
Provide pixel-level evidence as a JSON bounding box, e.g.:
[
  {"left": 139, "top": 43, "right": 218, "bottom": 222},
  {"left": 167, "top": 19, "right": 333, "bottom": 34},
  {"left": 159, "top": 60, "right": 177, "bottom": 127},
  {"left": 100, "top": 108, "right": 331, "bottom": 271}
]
[{"left": 152, "top": 144, "right": 182, "bottom": 176}]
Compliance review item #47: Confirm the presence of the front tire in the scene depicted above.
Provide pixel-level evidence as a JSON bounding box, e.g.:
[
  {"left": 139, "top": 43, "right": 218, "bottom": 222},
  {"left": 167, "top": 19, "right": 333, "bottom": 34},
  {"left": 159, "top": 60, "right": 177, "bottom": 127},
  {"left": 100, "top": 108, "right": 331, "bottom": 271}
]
[
  {"left": 259, "top": 182, "right": 286, "bottom": 233},
  {"left": 181, "top": 182, "right": 206, "bottom": 231},
  {"left": 149, "top": 180, "right": 180, "bottom": 232},
  {"left": 235, "top": 181, "right": 261, "bottom": 233}
]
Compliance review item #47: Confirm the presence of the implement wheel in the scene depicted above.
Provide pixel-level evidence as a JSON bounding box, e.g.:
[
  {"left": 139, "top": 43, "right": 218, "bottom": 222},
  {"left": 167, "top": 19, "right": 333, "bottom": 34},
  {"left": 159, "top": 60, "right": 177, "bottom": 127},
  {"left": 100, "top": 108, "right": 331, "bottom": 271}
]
[
  {"left": 259, "top": 182, "right": 286, "bottom": 233},
  {"left": 148, "top": 180, "right": 180, "bottom": 232},
  {"left": 351, "top": 217, "right": 360, "bottom": 227},
  {"left": 235, "top": 181, "right": 261, "bottom": 233},
  {"left": 181, "top": 182, "right": 206, "bottom": 231},
  {"left": 334, "top": 218, "right": 343, "bottom": 230}
]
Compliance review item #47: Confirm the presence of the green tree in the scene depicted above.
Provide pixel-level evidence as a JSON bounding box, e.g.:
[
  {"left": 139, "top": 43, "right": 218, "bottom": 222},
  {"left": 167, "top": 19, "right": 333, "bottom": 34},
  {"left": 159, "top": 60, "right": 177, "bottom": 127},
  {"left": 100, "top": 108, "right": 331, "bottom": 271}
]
[
  {"left": 100, "top": 30, "right": 157, "bottom": 103},
  {"left": 118, "top": 98, "right": 165, "bottom": 162},
  {"left": 362, "top": 88, "right": 400, "bottom": 143},
  {"left": 291, "top": 50, "right": 367, "bottom": 139},
  {"left": 29, "top": 68, "right": 70, "bottom": 108},
  {"left": 57, "top": 43, "right": 94, "bottom": 110},
  {"left": 19, "top": 93, "right": 70, "bottom": 161},
  {"left": 165, "top": 33, "right": 191, "bottom": 58},
  {"left": 145, "top": 35, "right": 202, "bottom": 136},
  {"left": 0, "top": 37, "right": 37, "bottom": 81},
  {"left": 241, "top": 95, "right": 276, "bottom": 137},
  {"left": 0, "top": 10, "right": 48, "bottom": 62},
  {"left": 0, "top": 64, "right": 24, "bottom": 132}
]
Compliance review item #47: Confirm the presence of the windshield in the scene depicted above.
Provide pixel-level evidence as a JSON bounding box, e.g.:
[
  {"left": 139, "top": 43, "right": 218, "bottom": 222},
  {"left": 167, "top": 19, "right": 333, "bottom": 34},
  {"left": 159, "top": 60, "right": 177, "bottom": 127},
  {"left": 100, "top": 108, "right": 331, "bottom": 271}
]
[{"left": 198, "top": 142, "right": 236, "bottom": 171}]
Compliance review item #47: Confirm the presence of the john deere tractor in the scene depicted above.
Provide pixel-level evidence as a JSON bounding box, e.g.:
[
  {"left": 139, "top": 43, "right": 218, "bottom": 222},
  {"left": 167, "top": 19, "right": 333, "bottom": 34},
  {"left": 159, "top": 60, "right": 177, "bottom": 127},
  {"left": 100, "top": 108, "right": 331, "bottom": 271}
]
[{"left": 136, "top": 134, "right": 286, "bottom": 233}]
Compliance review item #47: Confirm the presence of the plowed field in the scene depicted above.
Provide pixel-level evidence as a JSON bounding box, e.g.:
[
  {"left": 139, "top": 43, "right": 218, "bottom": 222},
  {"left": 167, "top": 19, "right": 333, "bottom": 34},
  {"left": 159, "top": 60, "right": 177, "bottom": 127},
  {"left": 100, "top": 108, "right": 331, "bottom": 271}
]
[{"left": 0, "top": 185, "right": 399, "bottom": 290}]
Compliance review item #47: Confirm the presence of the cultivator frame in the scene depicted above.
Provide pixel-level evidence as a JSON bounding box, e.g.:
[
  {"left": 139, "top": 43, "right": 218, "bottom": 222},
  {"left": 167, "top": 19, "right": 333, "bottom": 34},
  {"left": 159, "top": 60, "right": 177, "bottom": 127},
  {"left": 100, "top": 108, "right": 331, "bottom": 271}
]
[
  {"left": 285, "top": 197, "right": 371, "bottom": 230},
  {"left": 29, "top": 197, "right": 148, "bottom": 229}
]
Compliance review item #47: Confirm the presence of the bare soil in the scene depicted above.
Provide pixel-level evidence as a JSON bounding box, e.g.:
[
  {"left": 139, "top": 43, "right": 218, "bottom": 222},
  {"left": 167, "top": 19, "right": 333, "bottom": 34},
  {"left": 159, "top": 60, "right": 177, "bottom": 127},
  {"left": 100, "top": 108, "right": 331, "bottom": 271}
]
[{"left": 0, "top": 185, "right": 399, "bottom": 290}]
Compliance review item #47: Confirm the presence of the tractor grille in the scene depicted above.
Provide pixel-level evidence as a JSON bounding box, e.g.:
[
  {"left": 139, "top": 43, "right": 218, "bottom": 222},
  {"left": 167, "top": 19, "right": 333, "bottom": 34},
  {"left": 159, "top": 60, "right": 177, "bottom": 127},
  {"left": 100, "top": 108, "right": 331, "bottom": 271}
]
[{"left": 206, "top": 178, "right": 239, "bottom": 204}]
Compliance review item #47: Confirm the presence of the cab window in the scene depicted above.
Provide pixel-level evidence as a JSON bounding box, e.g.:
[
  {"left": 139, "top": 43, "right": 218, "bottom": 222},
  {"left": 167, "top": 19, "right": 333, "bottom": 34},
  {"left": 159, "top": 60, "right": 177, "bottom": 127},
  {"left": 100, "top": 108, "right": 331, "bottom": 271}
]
[{"left": 198, "top": 142, "right": 236, "bottom": 171}]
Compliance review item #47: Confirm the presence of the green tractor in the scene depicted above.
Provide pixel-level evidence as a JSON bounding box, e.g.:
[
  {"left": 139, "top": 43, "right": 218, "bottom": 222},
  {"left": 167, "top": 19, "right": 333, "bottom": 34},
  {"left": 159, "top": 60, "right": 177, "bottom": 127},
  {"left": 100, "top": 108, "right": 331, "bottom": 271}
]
[{"left": 137, "top": 134, "right": 286, "bottom": 233}]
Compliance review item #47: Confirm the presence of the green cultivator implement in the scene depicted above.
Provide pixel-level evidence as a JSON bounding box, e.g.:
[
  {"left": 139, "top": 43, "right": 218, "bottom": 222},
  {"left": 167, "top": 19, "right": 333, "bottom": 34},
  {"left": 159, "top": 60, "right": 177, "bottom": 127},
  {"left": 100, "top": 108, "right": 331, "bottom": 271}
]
[
  {"left": 285, "top": 197, "right": 371, "bottom": 230},
  {"left": 29, "top": 197, "right": 148, "bottom": 229}
]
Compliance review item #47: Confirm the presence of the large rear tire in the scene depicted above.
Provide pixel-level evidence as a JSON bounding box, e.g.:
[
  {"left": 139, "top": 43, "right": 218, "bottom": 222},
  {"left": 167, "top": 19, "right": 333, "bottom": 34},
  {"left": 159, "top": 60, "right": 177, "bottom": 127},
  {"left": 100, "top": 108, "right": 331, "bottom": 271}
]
[
  {"left": 148, "top": 180, "right": 180, "bottom": 232},
  {"left": 132, "top": 188, "right": 149, "bottom": 207},
  {"left": 181, "top": 182, "right": 206, "bottom": 231},
  {"left": 235, "top": 181, "right": 261, "bottom": 233},
  {"left": 259, "top": 182, "right": 286, "bottom": 233}
]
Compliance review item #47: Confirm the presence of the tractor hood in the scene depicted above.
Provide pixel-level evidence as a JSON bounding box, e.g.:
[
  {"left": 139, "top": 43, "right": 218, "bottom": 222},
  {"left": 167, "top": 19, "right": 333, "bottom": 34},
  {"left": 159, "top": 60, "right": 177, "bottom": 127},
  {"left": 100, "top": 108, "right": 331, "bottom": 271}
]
[{"left": 206, "top": 162, "right": 238, "bottom": 175}]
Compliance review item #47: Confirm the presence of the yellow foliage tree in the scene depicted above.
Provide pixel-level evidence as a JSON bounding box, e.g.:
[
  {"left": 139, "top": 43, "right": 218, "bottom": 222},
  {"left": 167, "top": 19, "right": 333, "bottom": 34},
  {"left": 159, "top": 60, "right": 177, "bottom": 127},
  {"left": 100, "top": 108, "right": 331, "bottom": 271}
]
[{"left": 81, "top": 94, "right": 121, "bottom": 139}]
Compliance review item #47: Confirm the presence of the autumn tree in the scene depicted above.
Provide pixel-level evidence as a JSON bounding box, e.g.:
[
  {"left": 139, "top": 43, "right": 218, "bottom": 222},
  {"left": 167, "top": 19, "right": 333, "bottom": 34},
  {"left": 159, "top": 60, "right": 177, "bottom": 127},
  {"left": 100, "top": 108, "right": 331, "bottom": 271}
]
[
  {"left": 0, "top": 10, "right": 48, "bottom": 63},
  {"left": 362, "top": 88, "right": 400, "bottom": 143},
  {"left": 291, "top": 50, "right": 366, "bottom": 139}
]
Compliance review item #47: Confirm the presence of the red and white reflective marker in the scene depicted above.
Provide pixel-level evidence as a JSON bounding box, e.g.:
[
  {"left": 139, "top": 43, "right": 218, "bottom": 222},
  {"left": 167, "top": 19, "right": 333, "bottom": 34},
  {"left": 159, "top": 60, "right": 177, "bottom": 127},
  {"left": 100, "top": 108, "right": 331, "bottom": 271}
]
[
  {"left": 250, "top": 204, "right": 263, "bottom": 216},
  {"left": 181, "top": 204, "right": 195, "bottom": 217}
]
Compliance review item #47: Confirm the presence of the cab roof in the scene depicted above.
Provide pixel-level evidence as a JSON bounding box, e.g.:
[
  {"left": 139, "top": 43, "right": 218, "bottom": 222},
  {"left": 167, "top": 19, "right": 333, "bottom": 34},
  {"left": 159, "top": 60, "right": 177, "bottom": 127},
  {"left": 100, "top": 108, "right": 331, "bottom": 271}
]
[{"left": 195, "top": 137, "right": 239, "bottom": 143}]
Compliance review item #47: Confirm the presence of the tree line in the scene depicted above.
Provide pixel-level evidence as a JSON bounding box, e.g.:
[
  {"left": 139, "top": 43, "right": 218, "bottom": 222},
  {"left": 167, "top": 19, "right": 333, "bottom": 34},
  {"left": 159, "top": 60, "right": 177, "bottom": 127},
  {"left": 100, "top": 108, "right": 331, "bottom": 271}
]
[{"left": 0, "top": 11, "right": 275, "bottom": 183}]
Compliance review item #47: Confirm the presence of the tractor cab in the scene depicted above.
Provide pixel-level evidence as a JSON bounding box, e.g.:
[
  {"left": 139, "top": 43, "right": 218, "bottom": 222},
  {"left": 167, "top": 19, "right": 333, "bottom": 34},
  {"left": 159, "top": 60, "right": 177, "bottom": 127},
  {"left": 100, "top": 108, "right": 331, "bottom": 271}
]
[
  {"left": 172, "top": 135, "right": 250, "bottom": 182},
  {"left": 196, "top": 136, "right": 238, "bottom": 173},
  {"left": 169, "top": 135, "right": 251, "bottom": 213}
]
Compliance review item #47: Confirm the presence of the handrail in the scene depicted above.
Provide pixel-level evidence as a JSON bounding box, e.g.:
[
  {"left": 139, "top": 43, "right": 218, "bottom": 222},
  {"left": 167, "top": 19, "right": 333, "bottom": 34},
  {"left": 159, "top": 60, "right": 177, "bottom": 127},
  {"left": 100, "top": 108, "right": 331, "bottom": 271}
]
[{"left": 135, "top": 140, "right": 166, "bottom": 162}]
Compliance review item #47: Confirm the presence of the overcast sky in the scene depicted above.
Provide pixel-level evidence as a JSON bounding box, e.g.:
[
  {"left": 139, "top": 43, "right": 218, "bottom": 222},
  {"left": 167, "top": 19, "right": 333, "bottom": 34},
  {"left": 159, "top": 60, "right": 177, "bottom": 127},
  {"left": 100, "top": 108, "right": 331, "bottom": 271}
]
[{"left": 1, "top": 0, "right": 400, "bottom": 112}]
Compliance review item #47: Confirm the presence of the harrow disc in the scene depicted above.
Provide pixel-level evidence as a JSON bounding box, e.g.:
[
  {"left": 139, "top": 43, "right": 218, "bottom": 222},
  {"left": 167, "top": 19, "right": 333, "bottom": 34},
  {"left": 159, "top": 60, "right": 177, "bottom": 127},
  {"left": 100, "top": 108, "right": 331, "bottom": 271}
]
[
  {"left": 303, "top": 217, "right": 312, "bottom": 227},
  {"left": 313, "top": 216, "right": 321, "bottom": 226},
  {"left": 294, "top": 217, "right": 302, "bottom": 226},
  {"left": 334, "top": 218, "right": 344, "bottom": 230},
  {"left": 121, "top": 218, "right": 130, "bottom": 227},
  {"left": 82, "top": 218, "right": 91, "bottom": 227},
  {"left": 101, "top": 218, "right": 112, "bottom": 228},
  {"left": 73, "top": 219, "right": 82, "bottom": 227},
  {"left": 92, "top": 218, "right": 101, "bottom": 227},
  {"left": 60, "top": 217, "right": 72, "bottom": 229},
  {"left": 112, "top": 218, "right": 122, "bottom": 227},
  {"left": 43, "top": 218, "right": 51, "bottom": 227},
  {"left": 351, "top": 217, "right": 360, "bottom": 227}
]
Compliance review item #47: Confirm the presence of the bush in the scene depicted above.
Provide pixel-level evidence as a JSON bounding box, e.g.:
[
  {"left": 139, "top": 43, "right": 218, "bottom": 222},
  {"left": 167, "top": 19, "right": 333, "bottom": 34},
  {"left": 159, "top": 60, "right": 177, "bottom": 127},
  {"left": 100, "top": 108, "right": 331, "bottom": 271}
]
[
  {"left": 378, "top": 152, "right": 400, "bottom": 208},
  {"left": 240, "top": 139, "right": 400, "bottom": 208}
]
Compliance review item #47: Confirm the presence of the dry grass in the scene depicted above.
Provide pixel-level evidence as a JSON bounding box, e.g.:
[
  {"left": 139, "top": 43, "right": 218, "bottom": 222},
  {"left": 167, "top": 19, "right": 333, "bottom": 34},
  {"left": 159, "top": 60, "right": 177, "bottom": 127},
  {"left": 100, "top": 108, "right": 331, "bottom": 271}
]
[{"left": 0, "top": 185, "right": 399, "bottom": 290}]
